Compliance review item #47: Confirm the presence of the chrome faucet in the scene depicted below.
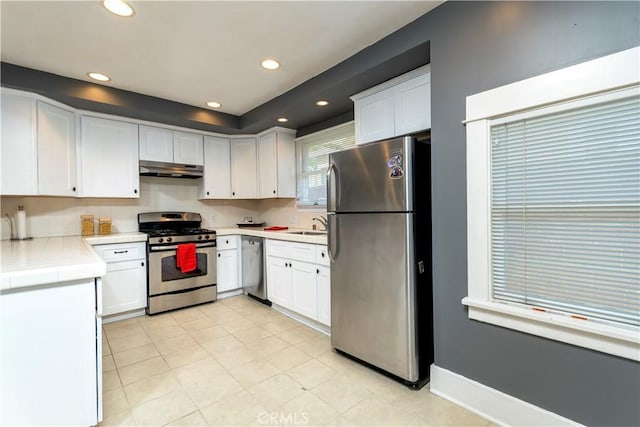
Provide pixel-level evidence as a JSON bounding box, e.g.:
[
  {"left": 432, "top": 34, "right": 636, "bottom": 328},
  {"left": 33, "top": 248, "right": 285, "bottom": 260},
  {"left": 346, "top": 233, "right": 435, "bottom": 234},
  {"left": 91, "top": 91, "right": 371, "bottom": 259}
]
[{"left": 312, "top": 216, "right": 328, "bottom": 231}]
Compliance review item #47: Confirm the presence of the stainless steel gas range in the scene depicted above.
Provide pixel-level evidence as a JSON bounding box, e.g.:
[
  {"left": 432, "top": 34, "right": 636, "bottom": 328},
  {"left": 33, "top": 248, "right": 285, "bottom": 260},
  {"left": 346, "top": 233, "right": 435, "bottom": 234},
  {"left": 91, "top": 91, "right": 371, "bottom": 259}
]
[{"left": 138, "top": 212, "right": 217, "bottom": 314}]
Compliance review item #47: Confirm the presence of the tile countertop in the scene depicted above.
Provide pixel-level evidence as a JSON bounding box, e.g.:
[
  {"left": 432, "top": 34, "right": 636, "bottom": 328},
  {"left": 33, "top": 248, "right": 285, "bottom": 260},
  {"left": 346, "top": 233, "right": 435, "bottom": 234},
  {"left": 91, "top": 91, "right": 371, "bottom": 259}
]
[
  {"left": 0, "top": 236, "right": 107, "bottom": 291},
  {"left": 215, "top": 227, "right": 328, "bottom": 245},
  {"left": 83, "top": 232, "right": 148, "bottom": 245}
]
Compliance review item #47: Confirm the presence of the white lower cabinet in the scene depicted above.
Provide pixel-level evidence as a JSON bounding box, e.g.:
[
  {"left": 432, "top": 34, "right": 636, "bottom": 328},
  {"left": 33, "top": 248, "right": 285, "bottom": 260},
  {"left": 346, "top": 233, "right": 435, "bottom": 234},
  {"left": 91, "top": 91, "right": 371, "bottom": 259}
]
[
  {"left": 92, "top": 242, "right": 146, "bottom": 316},
  {"left": 316, "top": 266, "right": 331, "bottom": 326},
  {"left": 216, "top": 235, "right": 241, "bottom": 293},
  {"left": 291, "top": 261, "right": 317, "bottom": 319},
  {"left": 267, "top": 256, "right": 293, "bottom": 307},
  {"left": 266, "top": 239, "right": 330, "bottom": 327}
]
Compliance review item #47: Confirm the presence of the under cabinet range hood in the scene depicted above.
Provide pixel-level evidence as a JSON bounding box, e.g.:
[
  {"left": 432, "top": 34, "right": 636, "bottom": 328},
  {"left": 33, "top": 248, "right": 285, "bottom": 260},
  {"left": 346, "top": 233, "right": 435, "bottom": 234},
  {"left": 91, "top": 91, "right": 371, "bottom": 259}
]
[{"left": 139, "top": 160, "right": 203, "bottom": 179}]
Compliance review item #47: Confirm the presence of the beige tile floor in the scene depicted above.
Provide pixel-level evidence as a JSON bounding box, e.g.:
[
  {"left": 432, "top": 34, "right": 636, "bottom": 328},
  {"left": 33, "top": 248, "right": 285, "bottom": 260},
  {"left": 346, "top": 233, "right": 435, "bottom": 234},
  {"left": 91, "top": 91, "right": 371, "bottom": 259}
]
[{"left": 100, "top": 295, "right": 491, "bottom": 427}]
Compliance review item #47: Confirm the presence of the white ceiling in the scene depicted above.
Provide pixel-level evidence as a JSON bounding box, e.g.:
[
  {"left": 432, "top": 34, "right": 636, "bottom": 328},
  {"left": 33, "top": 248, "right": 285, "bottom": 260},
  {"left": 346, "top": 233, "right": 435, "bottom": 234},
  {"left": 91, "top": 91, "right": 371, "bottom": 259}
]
[{"left": 1, "top": 1, "right": 441, "bottom": 116}]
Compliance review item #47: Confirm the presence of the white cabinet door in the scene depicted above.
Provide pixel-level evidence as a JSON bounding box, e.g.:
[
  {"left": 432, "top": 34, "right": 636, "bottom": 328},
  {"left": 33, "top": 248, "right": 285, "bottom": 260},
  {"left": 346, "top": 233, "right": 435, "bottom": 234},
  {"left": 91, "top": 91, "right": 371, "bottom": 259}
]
[
  {"left": 173, "top": 131, "right": 203, "bottom": 165},
  {"left": 354, "top": 89, "right": 395, "bottom": 144},
  {"left": 257, "top": 129, "right": 296, "bottom": 199},
  {"left": 1, "top": 93, "right": 37, "bottom": 195},
  {"left": 201, "top": 136, "right": 231, "bottom": 199},
  {"left": 258, "top": 131, "right": 278, "bottom": 198},
  {"left": 139, "top": 125, "right": 173, "bottom": 163},
  {"left": 267, "top": 256, "right": 292, "bottom": 308},
  {"left": 37, "top": 101, "right": 77, "bottom": 197},
  {"left": 1, "top": 279, "right": 98, "bottom": 426},
  {"left": 316, "top": 265, "right": 331, "bottom": 326},
  {"left": 217, "top": 249, "right": 239, "bottom": 293},
  {"left": 230, "top": 137, "right": 257, "bottom": 199},
  {"left": 394, "top": 72, "right": 431, "bottom": 136},
  {"left": 80, "top": 116, "right": 139, "bottom": 198},
  {"left": 291, "top": 261, "right": 318, "bottom": 320},
  {"left": 274, "top": 130, "right": 296, "bottom": 198},
  {"left": 102, "top": 259, "right": 147, "bottom": 316}
]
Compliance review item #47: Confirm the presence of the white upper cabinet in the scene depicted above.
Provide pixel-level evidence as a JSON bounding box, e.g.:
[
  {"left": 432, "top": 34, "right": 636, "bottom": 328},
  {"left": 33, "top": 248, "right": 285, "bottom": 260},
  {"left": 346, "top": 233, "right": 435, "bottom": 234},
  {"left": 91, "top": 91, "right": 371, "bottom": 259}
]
[
  {"left": 200, "top": 136, "right": 231, "bottom": 199},
  {"left": 80, "top": 116, "right": 139, "bottom": 198},
  {"left": 354, "top": 89, "right": 395, "bottom": 144},
  {"left": 257, "top": 128, "right": 296, "bottom": 199},
  {"left": 139, "top": 126, "right": 203, "bottom": 165},
  {"left": 37, "top": 101, "right": 77, "bottom": 196},
  {"left": 139, "top": 125, "right": 173, "bottom": 163},
  {"left": 230, "top": 137, "right": 257, "bottom": 199},
  {"left": 173, "top": 131, "right": 203, "bottom": 165},
  {"left": 1, "top": 92, "right": 38, "bottom": 195},
  {"left": 352, "top": 64, "right": 431, "bottom": 144},
  {"left": 394, "top": 71, "right": 431, "bottom": 136},
  {"left": 0, "top": 91, "right": 77, "bottom": 197}
]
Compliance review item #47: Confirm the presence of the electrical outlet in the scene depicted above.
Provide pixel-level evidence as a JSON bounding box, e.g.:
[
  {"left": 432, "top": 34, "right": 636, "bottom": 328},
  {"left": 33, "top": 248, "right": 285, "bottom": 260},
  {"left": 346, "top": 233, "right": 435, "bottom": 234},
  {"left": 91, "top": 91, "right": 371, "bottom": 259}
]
[{"left": 290, "top": 215, "right": 297, "bottom": 225}]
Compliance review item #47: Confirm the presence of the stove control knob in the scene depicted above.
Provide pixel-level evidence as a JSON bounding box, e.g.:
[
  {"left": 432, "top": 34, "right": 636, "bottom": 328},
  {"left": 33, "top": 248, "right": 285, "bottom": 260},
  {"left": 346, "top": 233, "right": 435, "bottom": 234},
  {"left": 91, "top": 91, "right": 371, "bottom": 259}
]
[
  {"left": 158, "top": 238, "right": 164, "bottom": 243},
  {"left": 198, "top": 235, "right": 203, "bottom": 240},
  {"left": 167, "top": 237, "right": 173, "bottom": 243},
  {"left": 205, "top": 235, "right": 210, "bottom": 240}
]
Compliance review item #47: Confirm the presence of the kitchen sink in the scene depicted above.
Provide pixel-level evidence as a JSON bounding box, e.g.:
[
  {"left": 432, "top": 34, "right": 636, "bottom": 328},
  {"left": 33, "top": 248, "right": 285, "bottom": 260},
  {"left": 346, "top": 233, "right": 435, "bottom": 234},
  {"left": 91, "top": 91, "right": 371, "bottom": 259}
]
[{"left": 285, "top": 231, "right": 327, "bottom": 236}]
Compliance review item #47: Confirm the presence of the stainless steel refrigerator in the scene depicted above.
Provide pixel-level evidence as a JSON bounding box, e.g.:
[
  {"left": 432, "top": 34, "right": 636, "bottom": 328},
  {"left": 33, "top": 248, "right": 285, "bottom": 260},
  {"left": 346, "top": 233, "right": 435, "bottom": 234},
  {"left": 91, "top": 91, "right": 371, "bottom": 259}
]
[{"left": 327, "top": 135, "right": 432, "bottom": 388}]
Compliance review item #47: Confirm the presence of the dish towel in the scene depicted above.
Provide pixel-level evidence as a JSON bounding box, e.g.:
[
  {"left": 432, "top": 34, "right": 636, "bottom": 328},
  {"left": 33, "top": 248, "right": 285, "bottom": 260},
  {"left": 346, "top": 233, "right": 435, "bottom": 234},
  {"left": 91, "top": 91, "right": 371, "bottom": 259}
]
[
  {"left": 264, "top": 226, "right": 288, "bottom": 231},
  {"left": 176, "top": 243, "right": 197, "bottom": 273}
]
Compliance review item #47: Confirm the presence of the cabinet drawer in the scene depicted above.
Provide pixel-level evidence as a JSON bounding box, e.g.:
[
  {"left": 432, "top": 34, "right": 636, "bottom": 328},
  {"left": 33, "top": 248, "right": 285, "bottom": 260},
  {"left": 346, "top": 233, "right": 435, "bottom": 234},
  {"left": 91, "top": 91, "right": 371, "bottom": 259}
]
[
  {"left": 93, "top": 242, "right": 145, "bottom": 262},
  {"left": 217, "top": 235, "right": 238, "bottom": 250},
  {"left": 266, "top": 239, "right": 291, "bottom": 258},
  {"left": 289, "top": 242, "right": 316, "bottom": 263},
  {"left": 316, "top": 245, "right": 329, "bottom": 266}
]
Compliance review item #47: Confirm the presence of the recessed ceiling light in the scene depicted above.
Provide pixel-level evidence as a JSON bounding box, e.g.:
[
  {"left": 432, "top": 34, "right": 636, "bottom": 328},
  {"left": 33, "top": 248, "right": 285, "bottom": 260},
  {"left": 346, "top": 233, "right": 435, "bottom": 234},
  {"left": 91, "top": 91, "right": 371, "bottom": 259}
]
[
  {"left": 277, "top": 117, "right": 288, "bottom": 123},
  {"left": 103, "top": 0, "right": 134, "bottom": 17},
  {"left": 87, "top": 72, "right": 111, "bottom": 82},
  {"left": 316, "top": 100, "right": 329, "bottom": 106},
  {"left": 206, "top": 101, "right": 221, "bottom": 108},
  {"left": 261, "top": 59, "right": 280, "bottom": 70}
]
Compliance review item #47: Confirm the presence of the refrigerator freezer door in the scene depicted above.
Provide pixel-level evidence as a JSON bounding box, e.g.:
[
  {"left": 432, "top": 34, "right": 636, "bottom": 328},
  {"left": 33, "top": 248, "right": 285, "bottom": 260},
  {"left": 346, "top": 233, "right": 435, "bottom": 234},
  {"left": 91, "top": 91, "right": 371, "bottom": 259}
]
[
  {"left": 330, "top": 212, "right": 418, "bottom": 381},
  {"left": 328, "top": 136, "right": 413, "bottom": 213}
]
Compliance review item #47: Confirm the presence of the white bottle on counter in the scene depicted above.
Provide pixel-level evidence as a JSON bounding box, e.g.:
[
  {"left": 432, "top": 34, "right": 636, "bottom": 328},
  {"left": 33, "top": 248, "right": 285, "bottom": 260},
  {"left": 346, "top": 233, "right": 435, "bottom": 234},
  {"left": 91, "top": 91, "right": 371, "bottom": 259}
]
[{"left": 16, "top": 205, "right": 27, "bottom": 240}]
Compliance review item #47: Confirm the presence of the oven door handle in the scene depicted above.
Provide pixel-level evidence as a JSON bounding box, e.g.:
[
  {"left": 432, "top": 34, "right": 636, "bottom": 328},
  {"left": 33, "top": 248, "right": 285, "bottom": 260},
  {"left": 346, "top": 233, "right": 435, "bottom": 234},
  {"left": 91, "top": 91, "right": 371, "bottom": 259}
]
[{"left": 150, "top": 243, "right": 216, "bottom": 251}]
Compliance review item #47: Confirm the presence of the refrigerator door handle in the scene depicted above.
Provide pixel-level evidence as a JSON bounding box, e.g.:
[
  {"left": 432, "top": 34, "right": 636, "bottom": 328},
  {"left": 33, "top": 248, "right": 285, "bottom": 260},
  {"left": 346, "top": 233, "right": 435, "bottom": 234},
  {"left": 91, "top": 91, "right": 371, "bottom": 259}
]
[
  {"left": 327, "top": 162, "right": 339, "bottom": 212},
  {"left": 327, "top": 213, "right": 339, "bottom": 261}
]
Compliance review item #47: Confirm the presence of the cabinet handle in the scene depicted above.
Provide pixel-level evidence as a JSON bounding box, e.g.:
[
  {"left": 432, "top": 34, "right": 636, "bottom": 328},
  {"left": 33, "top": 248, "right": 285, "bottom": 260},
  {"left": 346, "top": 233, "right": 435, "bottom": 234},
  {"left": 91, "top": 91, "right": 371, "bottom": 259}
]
[
  {"left": 141, "top": 262, "right": 145, "bottom": 267},
  {"left": 218, "top": 253, "right": 221, "bottom": 258},
  {"left": 285, "top": 262, "right": 288, "bottom": 267},
  {"left": 72, "top": 186, "right": 76, "bottom": 192},
  {"left": 232, "top": 191, "right": 235, "bottom": 196},
  {"left": 273, "top": 190, "right": 276, "bottom": 194},
  {"left": 226, "top": 240, "right": 229, "bottom": 244},
  {"left": 289, "top": 262, "right": 293, "bottom": 268},
  {"left": 114, "top": 250, "right": 128, "bottom": 254},
  {"left": 134, "top": 189, "right": 138, "bottom": 194},
  {"left": 321, "top": 252, "right": 325, "bottom": 258},
  {"left": 316, "top": 268, "right": 320, "bottom": 274},
  {"left": 206, "top": 191, "right": 210, "bottom": 195}
]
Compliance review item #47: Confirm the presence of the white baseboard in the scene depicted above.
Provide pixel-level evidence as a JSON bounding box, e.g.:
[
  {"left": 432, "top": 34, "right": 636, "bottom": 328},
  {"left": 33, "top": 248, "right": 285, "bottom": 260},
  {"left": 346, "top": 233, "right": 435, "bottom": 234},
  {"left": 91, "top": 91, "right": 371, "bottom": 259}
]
[
  {"left": 430, "top": 365, "right": 582, "bottom": 427},
  {"left": 271, "top": 303, "right": 331, "bottom": 336},
  {"left": 217, "top": 289, "right": 244, "bottom": 299},
  {"left": 102, "top": 309, "right": 146, "bottom": 324}
]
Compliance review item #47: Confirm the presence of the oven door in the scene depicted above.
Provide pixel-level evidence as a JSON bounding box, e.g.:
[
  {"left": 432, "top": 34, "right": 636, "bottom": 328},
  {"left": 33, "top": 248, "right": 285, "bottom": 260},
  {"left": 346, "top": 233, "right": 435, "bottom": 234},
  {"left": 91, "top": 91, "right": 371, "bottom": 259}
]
[{"left": 148, "top": 242, "right": 217, "bottom": 295}]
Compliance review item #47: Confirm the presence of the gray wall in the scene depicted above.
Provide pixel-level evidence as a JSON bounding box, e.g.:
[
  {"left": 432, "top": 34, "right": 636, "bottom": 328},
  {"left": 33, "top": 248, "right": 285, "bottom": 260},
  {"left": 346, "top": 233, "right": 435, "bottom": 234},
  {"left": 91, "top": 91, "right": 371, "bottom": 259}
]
[{"left": 401, "top": 2, "right": 639, "bottom": 425}]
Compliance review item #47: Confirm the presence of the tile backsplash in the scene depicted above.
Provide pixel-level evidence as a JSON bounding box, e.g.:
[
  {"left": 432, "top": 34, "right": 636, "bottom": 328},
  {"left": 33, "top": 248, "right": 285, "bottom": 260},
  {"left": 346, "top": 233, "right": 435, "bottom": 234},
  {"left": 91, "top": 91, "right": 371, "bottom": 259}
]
[{"left": 0, "top": 177, "right": 326, "bottom": 239}]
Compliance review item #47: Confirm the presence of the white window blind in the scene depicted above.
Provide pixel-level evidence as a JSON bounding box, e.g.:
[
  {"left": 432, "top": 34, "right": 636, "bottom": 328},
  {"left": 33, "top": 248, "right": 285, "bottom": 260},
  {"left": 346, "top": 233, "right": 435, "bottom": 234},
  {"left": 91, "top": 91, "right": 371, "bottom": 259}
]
[
  {"left": 296, "top": 121, "right": 355, "bottom": 207},
  {"left": 490, "top": 93, "right": 640, "bottom": 327}
]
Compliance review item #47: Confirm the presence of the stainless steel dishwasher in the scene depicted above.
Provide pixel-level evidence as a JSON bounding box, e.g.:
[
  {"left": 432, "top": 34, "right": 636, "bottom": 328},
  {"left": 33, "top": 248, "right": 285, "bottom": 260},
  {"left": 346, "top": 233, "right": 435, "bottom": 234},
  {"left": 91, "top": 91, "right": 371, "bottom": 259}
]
[{"left": 241, "top": 236, "right": 270, "bottom": 305}]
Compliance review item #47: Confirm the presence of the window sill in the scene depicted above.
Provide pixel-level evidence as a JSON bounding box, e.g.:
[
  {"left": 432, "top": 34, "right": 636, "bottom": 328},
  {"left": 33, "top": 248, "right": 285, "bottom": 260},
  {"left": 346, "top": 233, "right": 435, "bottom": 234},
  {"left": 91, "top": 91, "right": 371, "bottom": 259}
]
[{"left": 462, "top": 297, "right": 640, "bottom": 361}]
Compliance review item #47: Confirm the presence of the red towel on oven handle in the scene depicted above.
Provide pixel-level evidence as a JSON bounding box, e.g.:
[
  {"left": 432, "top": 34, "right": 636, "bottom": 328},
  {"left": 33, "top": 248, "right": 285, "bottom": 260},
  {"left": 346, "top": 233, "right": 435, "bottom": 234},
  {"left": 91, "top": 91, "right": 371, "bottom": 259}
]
[{"left": 176, "top": 243, "right": 197, "bottom": 273}]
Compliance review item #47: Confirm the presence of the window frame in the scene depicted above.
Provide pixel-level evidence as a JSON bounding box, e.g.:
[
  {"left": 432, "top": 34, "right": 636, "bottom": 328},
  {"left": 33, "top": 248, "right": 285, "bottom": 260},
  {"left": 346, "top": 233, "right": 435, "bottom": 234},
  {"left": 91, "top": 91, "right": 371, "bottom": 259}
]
[
  {"left": 295, "top": 121, "right": 355, "bottom": 208},
  {"left": 463, "top": 46, "right": 640, "bottom": 361}
]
